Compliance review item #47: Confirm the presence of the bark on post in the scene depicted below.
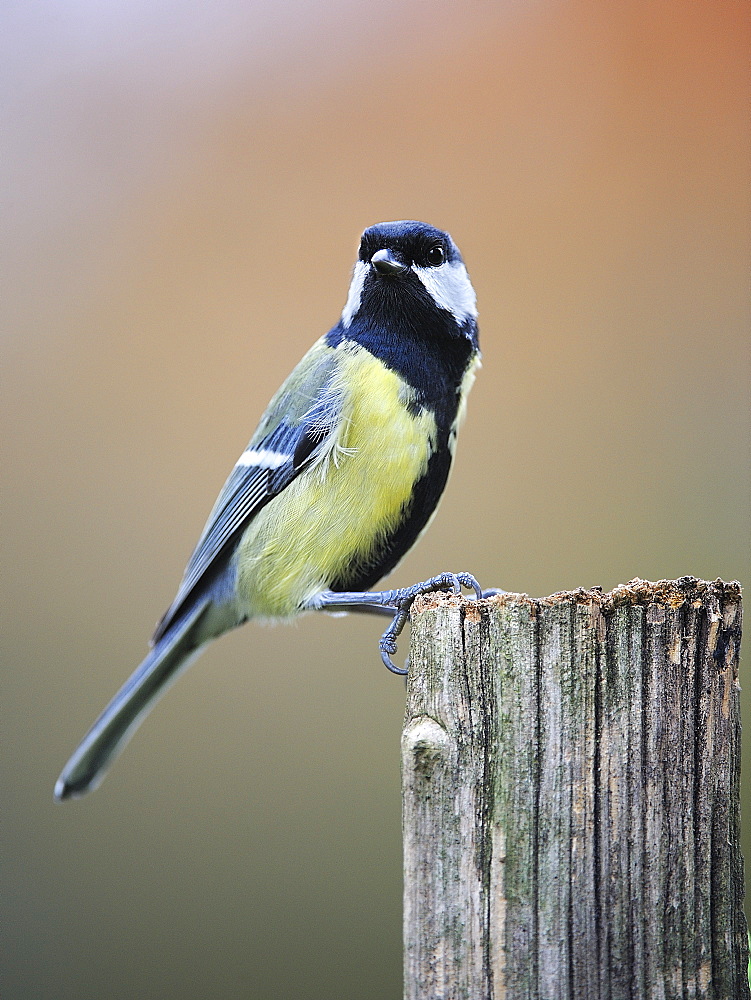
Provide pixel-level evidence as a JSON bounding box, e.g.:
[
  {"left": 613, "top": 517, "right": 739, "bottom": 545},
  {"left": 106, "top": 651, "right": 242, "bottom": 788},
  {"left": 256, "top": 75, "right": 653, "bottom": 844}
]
[{"left": 401, "top": 577, "right": 748, "bottom": 1000}]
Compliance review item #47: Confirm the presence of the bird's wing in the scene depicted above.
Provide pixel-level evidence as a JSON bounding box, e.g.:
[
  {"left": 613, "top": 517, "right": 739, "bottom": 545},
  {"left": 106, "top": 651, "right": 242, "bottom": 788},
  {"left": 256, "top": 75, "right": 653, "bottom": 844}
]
[{"left": 152, "top": 337, "right": 346, "bottom": 642}]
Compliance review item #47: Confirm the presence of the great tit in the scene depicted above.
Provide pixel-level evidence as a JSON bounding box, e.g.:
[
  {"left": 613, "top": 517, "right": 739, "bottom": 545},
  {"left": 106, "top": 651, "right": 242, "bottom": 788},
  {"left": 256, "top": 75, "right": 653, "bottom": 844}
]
[{"left": 55, "top": 220, "right": 482, "bottom": 801}]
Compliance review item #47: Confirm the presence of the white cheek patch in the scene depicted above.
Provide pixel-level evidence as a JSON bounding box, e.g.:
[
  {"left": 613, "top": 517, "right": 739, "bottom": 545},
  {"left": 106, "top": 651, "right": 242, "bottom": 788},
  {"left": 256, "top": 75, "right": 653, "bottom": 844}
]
[
  {"left": 412, "top": 261, "right": 478, "bottom": 323},
  {"left": 235, "top": 448, "right": 290, "bottom": 469},
  {"left": 340, "top": 260, "right": 368, "bottom": 328}
]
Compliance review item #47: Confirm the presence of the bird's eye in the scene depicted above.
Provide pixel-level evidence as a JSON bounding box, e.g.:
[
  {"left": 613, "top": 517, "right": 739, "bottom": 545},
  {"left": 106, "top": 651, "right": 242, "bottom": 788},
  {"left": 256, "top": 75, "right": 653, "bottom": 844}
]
[{"left": 426, "top": 245, "right": 445, "bottom": 267}]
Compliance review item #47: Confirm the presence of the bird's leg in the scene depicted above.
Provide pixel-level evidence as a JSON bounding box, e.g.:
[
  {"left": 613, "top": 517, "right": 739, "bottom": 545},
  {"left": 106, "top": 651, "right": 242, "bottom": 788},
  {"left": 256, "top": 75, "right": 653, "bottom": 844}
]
[{"left": 312, "top": 572, "right": 483, "bottom": 675}]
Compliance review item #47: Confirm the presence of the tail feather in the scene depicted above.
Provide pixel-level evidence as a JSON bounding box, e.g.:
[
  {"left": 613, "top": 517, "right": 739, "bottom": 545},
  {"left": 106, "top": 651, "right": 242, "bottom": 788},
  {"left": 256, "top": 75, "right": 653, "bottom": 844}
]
[{"left": 54, "top": 601, "right": 210, "bottom": 801}]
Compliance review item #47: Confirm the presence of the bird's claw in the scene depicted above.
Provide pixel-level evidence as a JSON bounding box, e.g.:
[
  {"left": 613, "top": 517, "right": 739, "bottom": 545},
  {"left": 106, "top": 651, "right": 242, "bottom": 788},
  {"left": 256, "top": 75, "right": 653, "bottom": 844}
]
[
  {"left": 380, "top": 645, "right": 407, "bottom": 675},
  {"left": 378, "top": 572, "right": 483, "bottom": 675}
]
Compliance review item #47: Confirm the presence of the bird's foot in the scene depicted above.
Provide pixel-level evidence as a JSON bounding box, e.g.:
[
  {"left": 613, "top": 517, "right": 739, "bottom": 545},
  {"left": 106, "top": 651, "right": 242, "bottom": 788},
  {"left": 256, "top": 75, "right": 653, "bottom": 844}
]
[{"left": 378, "top": 571, "right": 482, "bottom": 675}]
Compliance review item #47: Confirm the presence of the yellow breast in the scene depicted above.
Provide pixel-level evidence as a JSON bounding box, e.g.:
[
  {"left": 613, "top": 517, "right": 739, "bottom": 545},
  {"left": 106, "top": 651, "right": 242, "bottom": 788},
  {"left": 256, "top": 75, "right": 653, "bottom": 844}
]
[{"left": 235, "top": 343, "right": 437, "bottom": 619}]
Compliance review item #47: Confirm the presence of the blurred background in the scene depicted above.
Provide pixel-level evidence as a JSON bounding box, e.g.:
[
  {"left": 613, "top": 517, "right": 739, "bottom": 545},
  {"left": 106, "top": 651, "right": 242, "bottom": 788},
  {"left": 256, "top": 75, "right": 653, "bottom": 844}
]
[{"left": 2, "top": 1, "right": 749, "bottom": 997}]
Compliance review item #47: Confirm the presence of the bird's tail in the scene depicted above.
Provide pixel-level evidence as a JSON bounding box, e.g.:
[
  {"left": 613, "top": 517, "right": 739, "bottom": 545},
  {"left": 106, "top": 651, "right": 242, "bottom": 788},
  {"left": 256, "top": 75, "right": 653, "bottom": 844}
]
[{"left": 54, "top": 600, "right": 211, "bottom": 801}]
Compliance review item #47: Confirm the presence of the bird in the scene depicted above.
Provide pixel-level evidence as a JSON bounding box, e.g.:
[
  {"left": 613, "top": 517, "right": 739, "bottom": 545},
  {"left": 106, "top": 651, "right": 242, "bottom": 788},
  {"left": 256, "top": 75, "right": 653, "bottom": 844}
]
[{"left": 54, "top": 220, "right": 482, "bottom": 801}]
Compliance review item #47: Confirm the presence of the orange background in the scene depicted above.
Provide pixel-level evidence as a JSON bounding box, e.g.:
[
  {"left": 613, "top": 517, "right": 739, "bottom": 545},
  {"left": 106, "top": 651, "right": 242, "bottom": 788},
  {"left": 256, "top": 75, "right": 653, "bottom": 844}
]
[{"left": 3, "top": 2, "right": 749, "bottom": 997}]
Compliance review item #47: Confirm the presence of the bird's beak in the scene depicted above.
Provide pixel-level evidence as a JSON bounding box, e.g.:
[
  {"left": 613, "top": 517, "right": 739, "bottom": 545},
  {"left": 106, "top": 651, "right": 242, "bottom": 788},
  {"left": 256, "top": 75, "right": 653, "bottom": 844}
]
[{"left": 370, "top": 248, "right": 409, "bottom": 276}]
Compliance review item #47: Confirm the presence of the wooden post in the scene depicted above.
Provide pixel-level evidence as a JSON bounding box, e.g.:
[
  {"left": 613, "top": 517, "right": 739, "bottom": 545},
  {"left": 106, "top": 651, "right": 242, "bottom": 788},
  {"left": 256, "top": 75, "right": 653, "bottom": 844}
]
[{"left": 402, "top": 577, "right": 748, "bottom": 1000}]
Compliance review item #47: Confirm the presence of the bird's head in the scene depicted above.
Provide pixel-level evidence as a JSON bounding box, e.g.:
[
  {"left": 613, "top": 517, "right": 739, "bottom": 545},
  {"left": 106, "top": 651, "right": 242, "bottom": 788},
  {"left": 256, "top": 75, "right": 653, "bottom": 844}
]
[{"left": 341, "top": 221, "right": 477, "bottom": 340}]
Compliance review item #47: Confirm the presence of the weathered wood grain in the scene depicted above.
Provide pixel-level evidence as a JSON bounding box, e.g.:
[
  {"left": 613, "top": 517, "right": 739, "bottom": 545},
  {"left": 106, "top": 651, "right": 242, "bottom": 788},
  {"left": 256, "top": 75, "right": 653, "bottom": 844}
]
[{"left": 402, "top": 578, "right": 748, "bottom": 1000}]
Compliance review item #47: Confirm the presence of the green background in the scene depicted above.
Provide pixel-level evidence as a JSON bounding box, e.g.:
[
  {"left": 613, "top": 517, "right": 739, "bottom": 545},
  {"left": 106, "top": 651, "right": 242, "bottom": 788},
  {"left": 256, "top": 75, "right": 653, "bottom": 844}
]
[{"left": 3, "top": 2, "right": 749, "bottom": 997}]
